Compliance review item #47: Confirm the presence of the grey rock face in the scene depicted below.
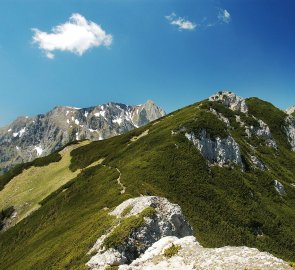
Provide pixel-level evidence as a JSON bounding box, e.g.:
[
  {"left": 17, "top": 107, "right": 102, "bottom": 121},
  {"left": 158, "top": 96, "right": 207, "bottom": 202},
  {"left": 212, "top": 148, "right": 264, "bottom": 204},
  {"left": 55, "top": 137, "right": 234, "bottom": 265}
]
[
  {"left": 236, "top": 115, "right": 277, "bottom": 148},
  {"left": 251, "top": 119, "right": 277, "bottom": 148},
  {"left": 185, "top": 129, "right": 243, "bottom": 167},
  {"left": 87, "top": 196, "right": 291, "bottom": 270},
  {"left": 209, "top": 91, "right": 248, "bottom": 113},
  {"left": 86, "top": 196, "right": 192, "bottom": 270},
  {"left": 0, "top": 100, "right": 165, "bottom": 173},
  {"left": 250, "top": 155, "right": 267, "bottom": 171},
  {"left": 119, "top": 236, "right": 292, "bottom": 270},
  {"left": 209, "top": 108, "right": 230, "bottom": 127},
  {"left": 286, "top": 106, "right": 295, "bottom": 115},
  {"left": 273, "top": 180, "right": 286, "bottom": 196},
  {"left": 284, "top": 116, "right": 295, "bottom": 151}
]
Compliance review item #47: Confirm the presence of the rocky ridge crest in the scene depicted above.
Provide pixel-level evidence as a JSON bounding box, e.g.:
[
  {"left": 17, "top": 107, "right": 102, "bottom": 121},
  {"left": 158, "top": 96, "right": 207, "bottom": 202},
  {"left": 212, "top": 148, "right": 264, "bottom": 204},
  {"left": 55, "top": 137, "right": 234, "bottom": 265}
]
[{"left": 86, "top": 196, "right": 292, "bottom": 270}]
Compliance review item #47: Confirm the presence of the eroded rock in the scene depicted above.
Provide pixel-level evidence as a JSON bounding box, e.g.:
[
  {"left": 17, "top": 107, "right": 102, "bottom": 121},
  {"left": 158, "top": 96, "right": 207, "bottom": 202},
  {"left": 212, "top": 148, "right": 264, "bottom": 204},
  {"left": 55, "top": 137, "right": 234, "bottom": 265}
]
[
  {"left": 250, "top": 155, "right": 267, "bottom": 171},
  {"left": 284, "top": 116, "right": 295, "bottom": 151},
  {"left": 209, "top": 91, "right": 248, "bottom": 113},
  {"left": 185, "top": 129, "right": 243, "bottom": 167},
  {"left": 119, "top": 236, "right": 292, "bottom": 270},
  {"left": 86, "top": 196, "right": 292, "bottom": 270},
  {"left": 274, "top": 180, "right": 286, "bottom": 196},
  {"left": 286, "top": 106, "right": 295, "bottom": 115},
  {"left": 209, "top": 108, "right": 230, "bottom": 127},
  {"left": 86, "top": 196, "right": 192, "bottom": 270}
]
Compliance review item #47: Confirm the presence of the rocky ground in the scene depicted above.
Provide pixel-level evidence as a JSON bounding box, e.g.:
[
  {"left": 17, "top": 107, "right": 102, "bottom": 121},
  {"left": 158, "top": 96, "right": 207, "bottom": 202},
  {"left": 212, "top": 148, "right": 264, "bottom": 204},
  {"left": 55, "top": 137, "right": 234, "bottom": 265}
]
[{"left": 86, "top": 196, "right": 292, "bottom": 270}]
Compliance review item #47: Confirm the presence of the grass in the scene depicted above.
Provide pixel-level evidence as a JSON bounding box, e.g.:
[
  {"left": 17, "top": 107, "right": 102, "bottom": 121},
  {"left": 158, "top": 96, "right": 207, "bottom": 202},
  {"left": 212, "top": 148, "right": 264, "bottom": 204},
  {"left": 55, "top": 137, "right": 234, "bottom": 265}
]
[
  {"left": 163, "top": 243, "right": 181, "bottom": 258},
  {"left": 121, "top": 205, "right": 133, "bottom": 217},
  {"left": 0, "top": 142, "right": 89, "bottom": 227},
  {"left": 103, "top": 207, "right": 156, "bottom": 249},
  {"left": 0, "top": 152, "right": 62, "bottom": 192},
  {"left": 0, "top": 163, "right": 126, "bottom": 270},
  {"left": 105, "top": 266, "right": 119, "bottom": 270},
  {"left": 183, "top": 109, "right": 229, "bottom": 139},
  {"left": 1, "top": 98, "right": 295, "bottom": 269}
]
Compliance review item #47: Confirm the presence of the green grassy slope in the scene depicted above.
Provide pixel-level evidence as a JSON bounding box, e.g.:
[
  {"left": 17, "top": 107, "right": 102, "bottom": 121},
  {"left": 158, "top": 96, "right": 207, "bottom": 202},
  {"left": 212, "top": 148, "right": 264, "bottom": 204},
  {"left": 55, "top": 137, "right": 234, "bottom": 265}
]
[
  {"left": 0, "top": 142, "right": 89, "bottom": 227},
  {"left": 1, "top": 98, "right": 295, "bottom": 269}
]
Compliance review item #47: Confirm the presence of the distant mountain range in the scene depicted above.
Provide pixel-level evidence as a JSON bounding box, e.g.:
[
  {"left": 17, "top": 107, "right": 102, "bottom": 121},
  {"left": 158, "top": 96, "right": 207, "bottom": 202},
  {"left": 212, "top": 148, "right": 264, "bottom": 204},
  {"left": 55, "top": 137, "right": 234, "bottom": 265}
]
[{"left": 0, "top": 100, "right": 165, "bottom": 173}]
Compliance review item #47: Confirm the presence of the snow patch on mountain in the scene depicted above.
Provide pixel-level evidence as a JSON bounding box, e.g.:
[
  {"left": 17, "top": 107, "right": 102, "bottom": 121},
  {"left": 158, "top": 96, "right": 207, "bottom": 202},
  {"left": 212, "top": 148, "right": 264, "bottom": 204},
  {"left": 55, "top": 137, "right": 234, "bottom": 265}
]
[
  {"left": 113, "top": 116, "right": 123, "bottom": 125},
  {"left": 94, "top": 111, "right": 106, "bottom": 118},
  {"left": 0, "top": 100, "right": 165, "bottom": 173},
  {"left": 13, "top": 128, "right": 26, "bottom": 138},
  {"left": 34, "top": 146, "right": 43, "bottom": 157}
]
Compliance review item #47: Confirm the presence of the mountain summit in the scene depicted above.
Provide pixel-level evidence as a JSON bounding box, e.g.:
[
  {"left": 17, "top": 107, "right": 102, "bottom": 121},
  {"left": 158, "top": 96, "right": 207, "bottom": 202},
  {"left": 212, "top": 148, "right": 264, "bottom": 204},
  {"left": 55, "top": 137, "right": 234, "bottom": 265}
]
[{"left": 0, "top": 100, "right": 165, "bottom": 173}]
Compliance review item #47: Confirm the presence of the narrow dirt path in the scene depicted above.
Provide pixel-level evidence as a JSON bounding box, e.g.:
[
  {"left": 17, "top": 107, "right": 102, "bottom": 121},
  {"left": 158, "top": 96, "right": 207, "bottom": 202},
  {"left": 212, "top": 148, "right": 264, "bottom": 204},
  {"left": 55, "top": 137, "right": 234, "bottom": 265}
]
[
  {"left": 101, "top": 163, "right": 126, "bottom": 194},
  {"left": 115, "top": 168, "right": 126, "bottom": 194}
]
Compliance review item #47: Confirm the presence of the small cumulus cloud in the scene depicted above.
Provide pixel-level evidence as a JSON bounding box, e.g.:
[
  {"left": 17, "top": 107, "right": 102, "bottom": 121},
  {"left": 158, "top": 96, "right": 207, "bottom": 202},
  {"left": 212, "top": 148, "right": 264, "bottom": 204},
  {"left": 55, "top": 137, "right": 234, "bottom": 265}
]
[
  {"left": 165, "top": 13, "right": 197, "bottom": 31},
  {"left": 32, "top": 13, "right": 112, "bottom": 59},
  {"left": 218, "top": 9, "right": 231, "bottom": 24}
]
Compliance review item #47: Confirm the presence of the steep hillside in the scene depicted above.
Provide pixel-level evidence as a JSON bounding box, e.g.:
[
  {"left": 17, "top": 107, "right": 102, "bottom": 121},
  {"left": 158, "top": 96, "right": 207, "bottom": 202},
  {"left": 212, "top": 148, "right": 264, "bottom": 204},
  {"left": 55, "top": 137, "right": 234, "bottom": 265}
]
[
  {"left": 1, "top": 91, "right": 295, "bottom": 269},
  {"left": 0, "top": 100, "right": 165, "bottom": 174}
]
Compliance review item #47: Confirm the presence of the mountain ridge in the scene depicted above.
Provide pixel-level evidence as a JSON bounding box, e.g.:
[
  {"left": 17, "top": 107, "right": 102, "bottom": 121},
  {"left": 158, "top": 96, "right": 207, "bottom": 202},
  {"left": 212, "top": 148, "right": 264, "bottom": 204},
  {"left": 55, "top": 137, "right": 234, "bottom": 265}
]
[
  {"left": 1, "top": 91, "right": 295, "bottom": 269},
  {"left": 0, "top": 100, "right": 165, "bottom": 174}
]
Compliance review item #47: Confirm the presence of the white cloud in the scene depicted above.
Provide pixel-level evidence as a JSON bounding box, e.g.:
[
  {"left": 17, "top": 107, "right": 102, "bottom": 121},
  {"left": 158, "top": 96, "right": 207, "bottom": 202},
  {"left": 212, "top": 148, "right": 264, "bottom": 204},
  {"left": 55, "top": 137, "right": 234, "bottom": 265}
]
[
  {"left": 32, "top": 13, "right": 112, "bottom": 59},
  {"left": 218, "top": 9, "right": 231, "bottom": 24},
  {"left": 165, "top": 13, "right": 197, "bottom": 31}
]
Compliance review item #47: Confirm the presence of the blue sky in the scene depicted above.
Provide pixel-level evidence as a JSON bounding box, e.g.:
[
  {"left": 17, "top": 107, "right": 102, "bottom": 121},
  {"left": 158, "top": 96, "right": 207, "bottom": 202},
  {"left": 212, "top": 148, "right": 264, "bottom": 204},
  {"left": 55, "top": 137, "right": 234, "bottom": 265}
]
[{"left": 0, "top": 0, "right": 294, "bottom": 126}]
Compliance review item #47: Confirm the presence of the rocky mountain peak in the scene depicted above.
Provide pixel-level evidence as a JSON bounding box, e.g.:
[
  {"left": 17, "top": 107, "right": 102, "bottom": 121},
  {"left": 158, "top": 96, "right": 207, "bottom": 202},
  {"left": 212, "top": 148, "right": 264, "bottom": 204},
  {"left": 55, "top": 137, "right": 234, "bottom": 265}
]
[
  {"left": 209, "top": 90, "right": 248, "bottom": 113},
  {"left": 0, "top": 100, "right": 165, "bottom": 173}
]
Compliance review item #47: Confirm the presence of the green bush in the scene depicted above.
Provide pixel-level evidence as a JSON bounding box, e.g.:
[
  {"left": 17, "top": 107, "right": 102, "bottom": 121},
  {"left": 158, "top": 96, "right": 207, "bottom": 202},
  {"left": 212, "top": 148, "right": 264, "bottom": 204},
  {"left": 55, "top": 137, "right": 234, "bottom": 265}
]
[
  {"left": 0, "top": 206, "right": 15, "bottom": 230},
  {"left": 103, "top": 207, "right": 156, "bottom": 249},
  {"left": 163, "top": 244, "right": 181, "bottom": 258}
]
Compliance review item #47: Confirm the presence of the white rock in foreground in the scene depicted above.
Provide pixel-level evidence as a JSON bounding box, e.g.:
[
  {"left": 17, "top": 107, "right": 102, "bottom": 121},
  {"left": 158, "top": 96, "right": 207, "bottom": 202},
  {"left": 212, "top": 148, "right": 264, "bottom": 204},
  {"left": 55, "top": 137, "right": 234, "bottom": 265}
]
[
  {"left": 87, "top": 196, "right": 192, "bottom": 270},
  {"left": 86, "top": 196, "right": 292, "bottom": 270},
  {"left": 120, "top": 236, "right": 292, "bottom": 270},
  {"left": 209, "top": 91, "right": 248, "bottom": 113}
]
